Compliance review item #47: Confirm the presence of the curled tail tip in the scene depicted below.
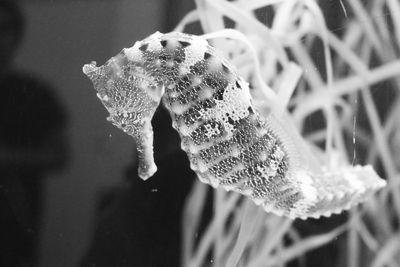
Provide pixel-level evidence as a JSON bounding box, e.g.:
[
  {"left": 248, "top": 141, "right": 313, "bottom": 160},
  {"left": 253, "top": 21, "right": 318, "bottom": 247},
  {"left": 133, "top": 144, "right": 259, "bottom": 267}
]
[{"left": 279, "top": 165, "right": 387, "bottom": 220}]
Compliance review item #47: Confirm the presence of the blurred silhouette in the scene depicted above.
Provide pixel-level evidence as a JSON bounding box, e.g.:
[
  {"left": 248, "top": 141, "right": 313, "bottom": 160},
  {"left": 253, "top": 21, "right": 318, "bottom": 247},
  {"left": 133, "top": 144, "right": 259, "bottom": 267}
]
[
  {"left": 0, "top": 1, "right": 68, "bottom": 266},
  {"left": 80, "top": 107, "right": 195, "bottom": 267}
]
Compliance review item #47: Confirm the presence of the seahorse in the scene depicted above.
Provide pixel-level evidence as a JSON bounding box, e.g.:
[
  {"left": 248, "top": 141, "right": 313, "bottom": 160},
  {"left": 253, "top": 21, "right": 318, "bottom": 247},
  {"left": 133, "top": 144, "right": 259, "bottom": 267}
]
[{"left": 83, "top": 32, "right": 385, "bottom": 219}]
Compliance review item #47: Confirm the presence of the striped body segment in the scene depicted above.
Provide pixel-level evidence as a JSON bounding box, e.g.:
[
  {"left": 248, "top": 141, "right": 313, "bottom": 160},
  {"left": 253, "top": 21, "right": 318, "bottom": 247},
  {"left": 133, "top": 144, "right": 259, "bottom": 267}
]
[{"left": 83, "top": 32, "right": 386, "bottom": 219}]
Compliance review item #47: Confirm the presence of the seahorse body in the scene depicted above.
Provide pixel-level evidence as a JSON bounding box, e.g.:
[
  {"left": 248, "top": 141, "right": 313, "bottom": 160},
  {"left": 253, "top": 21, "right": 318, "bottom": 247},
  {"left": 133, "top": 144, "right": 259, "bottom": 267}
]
[{"left": 83, "top": 32, "right": 385, "bottom": 219}]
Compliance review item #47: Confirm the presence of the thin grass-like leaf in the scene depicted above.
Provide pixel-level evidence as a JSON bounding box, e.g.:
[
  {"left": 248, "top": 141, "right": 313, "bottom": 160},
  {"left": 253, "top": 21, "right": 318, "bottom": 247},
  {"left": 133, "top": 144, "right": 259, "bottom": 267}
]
[{"left": 370, "top": 232, "right": 400, "bottom": 267}]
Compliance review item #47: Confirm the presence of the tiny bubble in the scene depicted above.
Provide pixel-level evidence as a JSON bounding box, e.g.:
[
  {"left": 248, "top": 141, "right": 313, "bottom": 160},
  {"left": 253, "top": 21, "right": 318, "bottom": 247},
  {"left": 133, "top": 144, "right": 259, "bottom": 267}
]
[{"left": 109, "top": 134, "right": 112, "bottom": 138}]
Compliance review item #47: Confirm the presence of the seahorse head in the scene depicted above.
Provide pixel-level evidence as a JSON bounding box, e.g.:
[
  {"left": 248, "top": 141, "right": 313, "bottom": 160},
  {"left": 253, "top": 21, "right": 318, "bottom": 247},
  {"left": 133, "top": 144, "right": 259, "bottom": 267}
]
[
  {"left": 83, "top": 53, "right": 163, "bottom": 180},
  {"left": 83, "top": 54, "right": 164, "bottom": 123}
]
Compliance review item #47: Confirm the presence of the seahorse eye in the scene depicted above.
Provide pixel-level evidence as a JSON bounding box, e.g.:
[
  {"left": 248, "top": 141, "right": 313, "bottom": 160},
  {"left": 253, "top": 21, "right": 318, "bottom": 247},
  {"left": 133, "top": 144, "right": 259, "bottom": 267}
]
[
  {"left": 139, "top": 43, "right": 149, "bottom": 51},
  {"left": 160, "top": 40, "right": 167, "bottom": 47}
]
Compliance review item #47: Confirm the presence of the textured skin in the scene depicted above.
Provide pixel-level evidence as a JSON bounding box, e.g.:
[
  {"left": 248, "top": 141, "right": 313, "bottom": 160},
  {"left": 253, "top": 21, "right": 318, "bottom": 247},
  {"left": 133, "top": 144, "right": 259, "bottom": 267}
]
[{"left": 83, "top": 32, "right": 386, "bottom": 219}]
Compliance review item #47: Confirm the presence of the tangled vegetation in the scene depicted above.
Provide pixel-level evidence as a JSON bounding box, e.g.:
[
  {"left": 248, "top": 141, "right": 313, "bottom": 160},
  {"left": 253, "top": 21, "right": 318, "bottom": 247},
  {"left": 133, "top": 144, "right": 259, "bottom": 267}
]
[{"left": 176, "top": 0, "right": 400, "bottom": 266}]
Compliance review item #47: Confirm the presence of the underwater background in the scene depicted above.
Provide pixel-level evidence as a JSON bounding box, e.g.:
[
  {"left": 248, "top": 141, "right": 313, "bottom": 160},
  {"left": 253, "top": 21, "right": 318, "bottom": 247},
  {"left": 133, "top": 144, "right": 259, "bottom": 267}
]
[{"left": 1, "top": 0, "right": 399, "bottom": 267}]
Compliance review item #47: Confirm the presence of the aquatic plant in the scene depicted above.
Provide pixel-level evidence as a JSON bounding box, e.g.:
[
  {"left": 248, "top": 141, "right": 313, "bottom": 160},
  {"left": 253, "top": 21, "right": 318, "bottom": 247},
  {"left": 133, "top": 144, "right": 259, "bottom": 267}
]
[{"left": 175, "top": 0, "right": 400, "bottom": 266}]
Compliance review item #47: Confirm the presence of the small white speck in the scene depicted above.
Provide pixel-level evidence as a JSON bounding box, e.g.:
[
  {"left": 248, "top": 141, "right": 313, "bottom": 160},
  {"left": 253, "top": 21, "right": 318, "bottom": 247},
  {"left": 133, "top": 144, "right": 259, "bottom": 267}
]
[{"left": 151, "top": 189, "right": 158, "bottom": 192}]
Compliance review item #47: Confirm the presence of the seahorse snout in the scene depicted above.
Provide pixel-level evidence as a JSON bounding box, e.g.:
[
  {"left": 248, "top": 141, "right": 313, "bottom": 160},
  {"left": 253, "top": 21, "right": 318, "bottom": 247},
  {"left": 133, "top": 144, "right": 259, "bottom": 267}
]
[{"left": 82, "top": 61, "right": 98, "bottom": 77}]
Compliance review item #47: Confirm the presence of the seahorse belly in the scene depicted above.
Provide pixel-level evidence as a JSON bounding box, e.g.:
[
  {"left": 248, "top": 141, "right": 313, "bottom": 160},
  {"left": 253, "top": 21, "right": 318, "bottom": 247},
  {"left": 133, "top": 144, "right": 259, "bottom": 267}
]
[{"left": 132, "top": 33, "right": 307, "bottom": 217}]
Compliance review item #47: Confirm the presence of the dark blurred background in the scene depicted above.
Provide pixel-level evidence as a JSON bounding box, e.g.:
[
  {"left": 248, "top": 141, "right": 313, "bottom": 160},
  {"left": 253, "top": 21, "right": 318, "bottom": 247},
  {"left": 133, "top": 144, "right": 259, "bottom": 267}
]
[{"left": 0, "top": 0, "right": 195, "bottom": 266}]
